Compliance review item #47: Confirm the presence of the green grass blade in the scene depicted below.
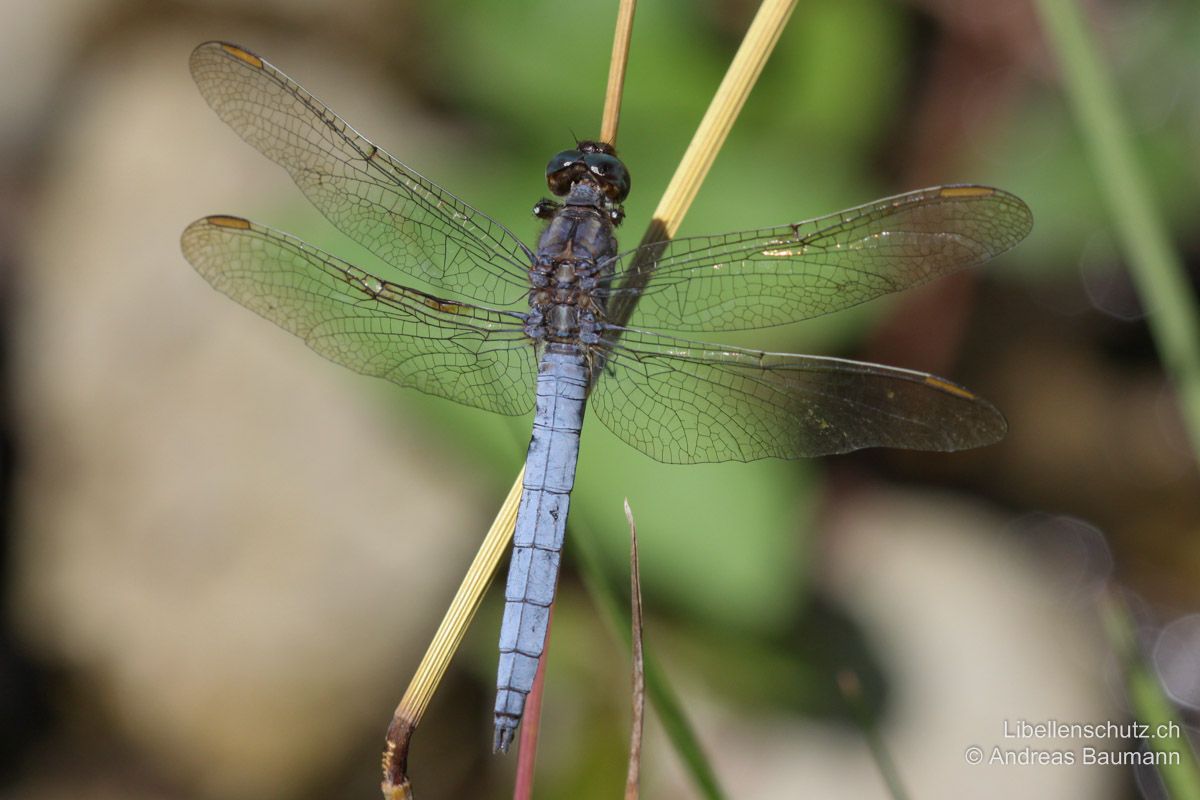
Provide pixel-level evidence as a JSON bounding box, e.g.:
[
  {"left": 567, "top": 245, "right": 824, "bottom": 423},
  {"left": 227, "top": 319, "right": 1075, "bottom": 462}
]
[
  {"left": 572, "top": 516, "right": 727, "bottom": 800},
  {"left": 1101, "top": 591, "right": 1200, "bottom": 800},
  {"left": 837, "top": 670, "right": 911, "bottom": 800},
  {"left": 1034, "top": 0, "right": 1200, "bottom": 455}
]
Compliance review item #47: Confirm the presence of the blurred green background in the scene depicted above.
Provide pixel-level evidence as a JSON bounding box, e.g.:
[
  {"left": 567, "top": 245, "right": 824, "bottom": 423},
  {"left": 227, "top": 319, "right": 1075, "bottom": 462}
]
[{"left": 2, "top": 0, "right": 1199, "bottom": 798}]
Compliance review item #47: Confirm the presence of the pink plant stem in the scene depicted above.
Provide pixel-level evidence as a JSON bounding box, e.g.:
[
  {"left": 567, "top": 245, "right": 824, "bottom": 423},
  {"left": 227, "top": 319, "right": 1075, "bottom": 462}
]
[{"left": 513, "top": 604, "right": 554, "bottom": 800}]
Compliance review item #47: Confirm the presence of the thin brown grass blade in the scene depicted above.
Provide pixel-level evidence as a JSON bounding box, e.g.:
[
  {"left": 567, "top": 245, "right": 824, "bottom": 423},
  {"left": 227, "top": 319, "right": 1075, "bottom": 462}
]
[{"left": 624, "top": 499, "right": 646, "bottom": 800}]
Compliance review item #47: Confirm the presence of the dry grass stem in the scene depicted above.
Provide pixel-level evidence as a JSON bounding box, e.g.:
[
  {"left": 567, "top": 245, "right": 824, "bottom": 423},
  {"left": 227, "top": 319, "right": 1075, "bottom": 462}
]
[
  {"left": 380, "top": 468, "right": 524, "bottom": 795},
  {"left": 648, "top": 0, "right": 795, "bottom": 237},
  {"left": 606, "top": 0, "right": 798, "bottom": 329},
  {"left": 600, "top": 0, "right": 638, "bottom": 145}
]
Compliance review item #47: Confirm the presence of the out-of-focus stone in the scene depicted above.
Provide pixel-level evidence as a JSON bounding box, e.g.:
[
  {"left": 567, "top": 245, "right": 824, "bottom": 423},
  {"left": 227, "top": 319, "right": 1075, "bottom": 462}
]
[
  {"left": 818, "top": 490, "right": 1116, "bottom": 800},
  {"left": 12, "top": 31, "right": 488, "bottom": 799},
  {"left": 646, "top": 490, "right": 1118, "bottom": 800}
]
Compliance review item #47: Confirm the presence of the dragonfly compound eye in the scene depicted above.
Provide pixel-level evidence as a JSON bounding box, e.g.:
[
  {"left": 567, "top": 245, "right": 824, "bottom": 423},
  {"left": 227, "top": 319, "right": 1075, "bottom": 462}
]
[
  {"left": 584, "top": 153, "right": 630, "bottom": 203},
  {"left": 545, "top": 149, "right": 585, "bottom": 196}
]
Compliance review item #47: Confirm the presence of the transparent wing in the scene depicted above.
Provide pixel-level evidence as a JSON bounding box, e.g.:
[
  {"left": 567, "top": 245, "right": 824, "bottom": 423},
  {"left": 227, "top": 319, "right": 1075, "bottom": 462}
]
[
  {"left": 181, "top": 215, "right": 536, "bottom": 415},
  {"left": 588, "top": 329, "right": 1005, "bottom": 463},
  {"left": 189, "top": 41, "right": 532, "bottom": 306},
  {"left": 605, "top": 186, "right": 1032, "bottom": 332}
]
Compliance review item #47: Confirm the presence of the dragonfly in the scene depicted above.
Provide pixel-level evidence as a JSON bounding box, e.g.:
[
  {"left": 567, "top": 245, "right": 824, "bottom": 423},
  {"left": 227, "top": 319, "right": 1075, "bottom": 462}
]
[{"left": 181, "top": 41, "right": 1032, "bottom": 753}]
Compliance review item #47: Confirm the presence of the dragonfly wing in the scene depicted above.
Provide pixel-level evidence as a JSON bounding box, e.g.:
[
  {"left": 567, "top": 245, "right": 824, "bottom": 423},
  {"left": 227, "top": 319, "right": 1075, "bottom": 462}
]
[
  {"left": 181, "top": 215, "right": 535, "bottom": 416},
  {"left": 589, "top": 329, "right": 1005, "bottom": 463},
  {"left": 606, "top": 185, "right": 1032, "bottom": 332},
  {"left": 189, "top": 41, "right": 532, "bottom": 306}
]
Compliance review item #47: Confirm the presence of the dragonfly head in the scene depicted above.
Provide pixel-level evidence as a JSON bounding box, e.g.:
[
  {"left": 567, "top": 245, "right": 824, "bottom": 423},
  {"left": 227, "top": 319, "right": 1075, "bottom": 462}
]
[{"left": 546, "top": 140, "right": 630, "bottom": 213}]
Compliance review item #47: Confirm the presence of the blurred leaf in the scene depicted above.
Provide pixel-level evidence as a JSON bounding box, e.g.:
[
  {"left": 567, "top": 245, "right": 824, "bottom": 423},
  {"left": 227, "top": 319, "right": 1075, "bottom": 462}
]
[
  {"left": 750, "top": 0, "right": 905, "bottom": 146},
  {"left": 660, "top": 592, "right": 886, "bottom": 719},
  {"left": 572, "top": 422, "right": 814, "bottom": 635},
  {"left": 425, "top": 0, "right": 718, "bottom": 153}
]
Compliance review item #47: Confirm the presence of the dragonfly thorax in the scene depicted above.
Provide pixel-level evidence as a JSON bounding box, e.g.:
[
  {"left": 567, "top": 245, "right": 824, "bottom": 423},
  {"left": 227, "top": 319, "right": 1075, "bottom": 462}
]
[{"left": 527, "top": 199, "right": 618, "bottom": 344}]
